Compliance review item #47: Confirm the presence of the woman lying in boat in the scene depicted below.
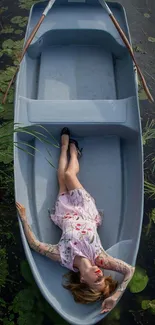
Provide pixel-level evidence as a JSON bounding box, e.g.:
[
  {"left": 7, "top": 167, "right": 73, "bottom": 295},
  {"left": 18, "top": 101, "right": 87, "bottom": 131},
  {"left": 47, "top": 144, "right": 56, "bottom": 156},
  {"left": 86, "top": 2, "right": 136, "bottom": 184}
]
[{"left": 16, "top": 127, "right": 135, "bottom": 314}]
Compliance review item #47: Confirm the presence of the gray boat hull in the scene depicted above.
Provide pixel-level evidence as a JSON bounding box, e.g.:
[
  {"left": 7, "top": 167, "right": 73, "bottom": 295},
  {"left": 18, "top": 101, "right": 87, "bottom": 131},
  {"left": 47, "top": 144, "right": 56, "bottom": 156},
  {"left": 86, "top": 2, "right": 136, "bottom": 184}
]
[{"left": 14, "top": 1, "right": 143, "bottom": 324}]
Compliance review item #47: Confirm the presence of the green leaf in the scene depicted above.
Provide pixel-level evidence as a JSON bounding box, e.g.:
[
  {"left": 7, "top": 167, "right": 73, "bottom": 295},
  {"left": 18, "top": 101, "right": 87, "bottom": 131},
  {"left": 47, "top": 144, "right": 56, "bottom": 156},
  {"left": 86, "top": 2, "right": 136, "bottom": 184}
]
[
  {"left": 11, "top": 16, "right": 28, "bottom": 27},
  {"left": 0, "top": 104, "right": 4, "bottom": 113},
  {"left": 0, "top": 7, "right": 8, "bottom": 15},
  {"left": 20, "top": 260, "right": 35, "bottom": 285},
  {"left": 17, "top": 311, "right": 43, "bottom": 325},
  {"left": 9, "top": 314, "right": 15, "bottom": 321},
  {"left": 12, "top": 289, "right": 35, "bottom": 313},
  {"left": 11, "top": 16, "right": 23, "bottom": 24},
  {"left": 148, "top": 37, "right": 155, "bottom": 43},
  {"left": 128, "top": 266, "right": 149, "bottom": 293},
  {"left": 3, "top": 317, "right": 15, "bottom": 325},
  {"left": 150, "top": 208, "right": 155, "bottom": 223},
  {"left": 43, "top": 300, "right": 69, "bottom": 325},
  {"left": 0, "top": 248, "right": 9, "bottom": 288},
  {"left": 139, "top": 88, "right": 148, "bottom": 101},
  {"left": 142, "top": 299, "right": 155, "bottom": 314},
  {"left": 0, "top": 297, "right": 7, "bottom": 308},
  {"left": 142, "top": 300, "right": 150, "bottom": 310},
  {"left": 150, "top": 300, "right": 155, "bottom": 314},
  {"left": 133, "top": 45, "right": 146, "bottom": 54},
  {"left": 144, "top": 13, "right": 150, "bottom": 18},
  {"left": 0, "top": 103, "right": 13, "bottom": 120},
  {"left": 2, "top": 39, "right": 15, "bottom": 49},
  {"left": 0, "top": 122, "right": 13, "bottom": 163},
  {"left": 0, "top": 26, "right": 14, "bottom": 34},
  {"left": 19, "top": 0, "right": 43, "bottom": 10},
  {"left": 108, "top": 306, "right": 121, "bottom": 321},
  {"left": 15, "top": 29, "right": 23, "bottom": 35}
]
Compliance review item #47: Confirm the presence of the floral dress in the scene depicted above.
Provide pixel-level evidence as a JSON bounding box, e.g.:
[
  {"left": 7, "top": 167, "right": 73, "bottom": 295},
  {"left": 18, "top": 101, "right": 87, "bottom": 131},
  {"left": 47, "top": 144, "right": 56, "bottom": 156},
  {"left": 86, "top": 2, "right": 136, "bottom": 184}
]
[{"left": 51, "top": 188, "right": 103, "bottom": 271}]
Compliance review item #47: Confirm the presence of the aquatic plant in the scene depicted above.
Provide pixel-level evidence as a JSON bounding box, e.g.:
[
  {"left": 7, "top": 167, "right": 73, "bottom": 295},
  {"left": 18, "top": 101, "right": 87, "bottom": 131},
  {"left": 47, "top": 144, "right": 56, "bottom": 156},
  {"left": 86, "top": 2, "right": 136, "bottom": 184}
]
[
  {"left": 128, "top": 267, "right": 149, "bottom": 293},
  {"left": 19, "top": 0, "right": 43, "bottom": 10},
  {"left": 0, "top": 7, "right": 8, "bottom": 15},
  {"left": 104, "top": 305, "right": 121, "bottom": 325},
  {"left": 0, "top": 122, "right": 13, "bottom": 164},
  {"left": 0, "top": 26, "right": 14, "bottom": 34},
  {"left": 11, "top": 17, "right": 28, "bottom": 28},
  {"left": 145, "top": 208, "right": 155, "bottom": 236},
  {"left": 142, "top": 119, "right": 155, "bottom": 146},
  {"left": 8, "top": 260, "right": 69, "bottom": 325},
  {"left": 144, "top": 180, "right": 155, "bottom": 199},
  {"left": 141, "top": 300, "right": 155, "bottom": 314},
  {"left": 0, "top": 39, "right": 24, "bottom": 66},
  {"left": 0, "top": 248, "right": 9, "bottom": 289}
]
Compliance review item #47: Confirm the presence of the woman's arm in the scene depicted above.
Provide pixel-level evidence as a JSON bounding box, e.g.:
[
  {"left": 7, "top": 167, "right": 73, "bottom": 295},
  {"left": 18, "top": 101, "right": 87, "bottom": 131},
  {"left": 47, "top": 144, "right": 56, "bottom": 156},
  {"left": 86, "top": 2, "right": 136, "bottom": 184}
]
[
  {"left": 96, "top": 249, "right": 135, "bottom": 296},
  {"left": 16, "top": 202, "right": 61, "bottom": 262}
]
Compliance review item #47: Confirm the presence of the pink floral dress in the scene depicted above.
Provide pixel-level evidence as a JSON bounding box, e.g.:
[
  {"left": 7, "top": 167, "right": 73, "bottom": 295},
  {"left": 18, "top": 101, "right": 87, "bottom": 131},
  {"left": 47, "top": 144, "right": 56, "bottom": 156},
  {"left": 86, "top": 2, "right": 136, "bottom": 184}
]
[{"left": 51, "top": 189, "right": 103, "bottom": 271}]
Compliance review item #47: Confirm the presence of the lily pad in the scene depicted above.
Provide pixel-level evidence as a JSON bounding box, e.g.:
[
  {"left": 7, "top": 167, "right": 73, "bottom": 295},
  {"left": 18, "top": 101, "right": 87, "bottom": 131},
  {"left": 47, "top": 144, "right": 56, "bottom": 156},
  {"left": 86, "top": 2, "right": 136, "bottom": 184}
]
[
  {"left": 138, "top": 88, "right": 148, "bottom": 101},
  {"left": 142, "top": 300, "right": 155, "bottom": 314},
  {"left": 144, "top": 13, "right": 150, "bottom": 18},
  {"left": 0, "top": 26, "right": 14, "bottom": 34},
  {"left": 128, "top": 266, "right": 149, "bottom": 293},
  {"left": 11, "top": 16, "right": 28, "bottom": 27},
  {"left": 1, "top": 40, "right": 24, "bottom": 65},
  {"left": 148, "top": 37, "right": 155, "bottom": 43},
  {"left": 19, "top": 0, "right": 43, "bottom": 10},
  {"left": 2, "top": 39, "right": 15, "bottom": 49},
  {"left": 15, "top": 29, "right": 23, "bottom": 35}
]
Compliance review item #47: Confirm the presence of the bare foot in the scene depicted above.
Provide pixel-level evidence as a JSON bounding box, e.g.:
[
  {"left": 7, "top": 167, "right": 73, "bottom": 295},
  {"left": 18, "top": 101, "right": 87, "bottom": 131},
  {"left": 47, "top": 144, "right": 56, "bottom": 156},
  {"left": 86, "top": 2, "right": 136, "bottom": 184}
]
[
  {"left": 61, "top": 133, "right": 69, "bottom": 150},
  {"left": 70, "top": 143, "right": 78, "bottom": 157}
]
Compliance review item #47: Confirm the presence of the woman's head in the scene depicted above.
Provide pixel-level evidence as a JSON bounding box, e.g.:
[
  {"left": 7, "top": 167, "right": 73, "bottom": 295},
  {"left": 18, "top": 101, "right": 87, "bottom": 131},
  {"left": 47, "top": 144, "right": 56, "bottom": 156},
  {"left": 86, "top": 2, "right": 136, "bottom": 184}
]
[{"left": 63, "top": 269, "right": 118, "bottom": 304}]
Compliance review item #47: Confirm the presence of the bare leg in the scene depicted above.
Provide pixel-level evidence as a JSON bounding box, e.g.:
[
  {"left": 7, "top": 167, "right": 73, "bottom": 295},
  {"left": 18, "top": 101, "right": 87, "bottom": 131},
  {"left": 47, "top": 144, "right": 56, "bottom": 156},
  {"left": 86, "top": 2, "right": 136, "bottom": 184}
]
[
  {"left": 58, "top": 134, "right": 69, "bottom": 194},
  {"left": 65, "top": 143, "right": 83, "bottom": 191}
]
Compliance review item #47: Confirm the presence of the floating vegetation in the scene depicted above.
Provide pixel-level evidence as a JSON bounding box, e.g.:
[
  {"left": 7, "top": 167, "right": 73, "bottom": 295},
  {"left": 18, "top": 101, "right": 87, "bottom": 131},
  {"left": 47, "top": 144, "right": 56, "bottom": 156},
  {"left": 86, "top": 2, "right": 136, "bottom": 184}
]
[
  {"left": 144, "top": 13, "right": 151, "bottom": 19},
  {"left": 151, "top": 156, "right": 155, "bottom": 174},
  {"left": 0, "top": 39, "right": 24, "bottom": 65},
  {"left": 0, "top": 248, "right": 9, "bottom": 289},
  {"left": 148, "top": 37, "right": 155, "bottom": 43},
  {"left": 15, "top": 29, "right": 24, "bottom": 35},
  {"left": 144, "top": 180, "right": 155, "bottom": 199},
  {"left": 0, "top": 26, "right": 14, "bottom": 34},
  {"left": 0, "top": 7, "right": 8, "bottom": 15},
  {"left": 105, "top": 305, "right": 121, "bottom": 325},
  {"left": 2, "top": 260, "right": 69, "bottom": 325},
  {"left": 128, "top": 266, "right": 149, "bottom": 293},
  {"left": 145, "top": 209, "right": 155, "bottom": 236},
  {"left": 133, "top": 45, "right": 147, "bottom": 54},
  {"left": 0, "top": 122, "right": 14, "bottom": 164},
  {"left": 138, "top": 81, "right": 148, "bottom": 100},
  {"left": 0, "top": 1, "right": 155, "bottom": 324},
  {"left": 19, "top": 0, "right": 43, "bottom": 10},
  {"left": 141, "top": 299, "right": 155, "bottom": 314},
  {"left": 11, "top": 16, "right": 28, "bottom": 28},
  {"left": 142, "top": 119, "right": 155, "bottom": 146}
]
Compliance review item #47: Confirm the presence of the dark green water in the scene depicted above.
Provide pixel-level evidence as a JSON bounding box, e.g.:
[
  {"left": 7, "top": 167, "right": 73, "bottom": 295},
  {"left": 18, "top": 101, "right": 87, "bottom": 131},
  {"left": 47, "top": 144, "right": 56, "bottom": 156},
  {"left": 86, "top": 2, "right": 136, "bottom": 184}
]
[{"left": 0, "top": 1, "right": 155, "bottom": 325}]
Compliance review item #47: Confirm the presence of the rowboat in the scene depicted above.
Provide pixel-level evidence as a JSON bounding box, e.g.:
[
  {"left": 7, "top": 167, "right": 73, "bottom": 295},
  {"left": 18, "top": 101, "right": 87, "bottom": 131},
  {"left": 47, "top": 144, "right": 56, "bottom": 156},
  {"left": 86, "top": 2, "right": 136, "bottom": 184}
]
[{"left": 14, "top": 1, "right": 143, "bottom": 324}]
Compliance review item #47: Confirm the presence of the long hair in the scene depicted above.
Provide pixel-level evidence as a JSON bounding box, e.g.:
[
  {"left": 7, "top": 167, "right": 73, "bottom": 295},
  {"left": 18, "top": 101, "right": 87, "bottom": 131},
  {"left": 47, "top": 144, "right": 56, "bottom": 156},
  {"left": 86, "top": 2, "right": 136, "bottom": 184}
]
[{"left": 63, "top": 271, "right": 118, "bottom": 304}]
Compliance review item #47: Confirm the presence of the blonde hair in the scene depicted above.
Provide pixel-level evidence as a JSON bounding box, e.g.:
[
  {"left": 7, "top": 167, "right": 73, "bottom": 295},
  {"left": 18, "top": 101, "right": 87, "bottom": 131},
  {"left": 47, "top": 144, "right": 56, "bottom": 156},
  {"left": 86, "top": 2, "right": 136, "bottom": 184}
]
[{"left": 63, "top": 271, "right": 118, "bottom": 304}]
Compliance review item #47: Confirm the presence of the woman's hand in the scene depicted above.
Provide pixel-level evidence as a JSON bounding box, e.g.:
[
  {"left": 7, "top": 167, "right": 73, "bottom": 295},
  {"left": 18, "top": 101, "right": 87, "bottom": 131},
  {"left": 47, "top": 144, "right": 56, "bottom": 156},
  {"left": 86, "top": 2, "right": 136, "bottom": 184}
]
[
  {"left": 16, "top": 202, "right": 27, "bottom": 222},
  {"left": 101, "top": 296, "right": 117, "bottom": 314}
]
